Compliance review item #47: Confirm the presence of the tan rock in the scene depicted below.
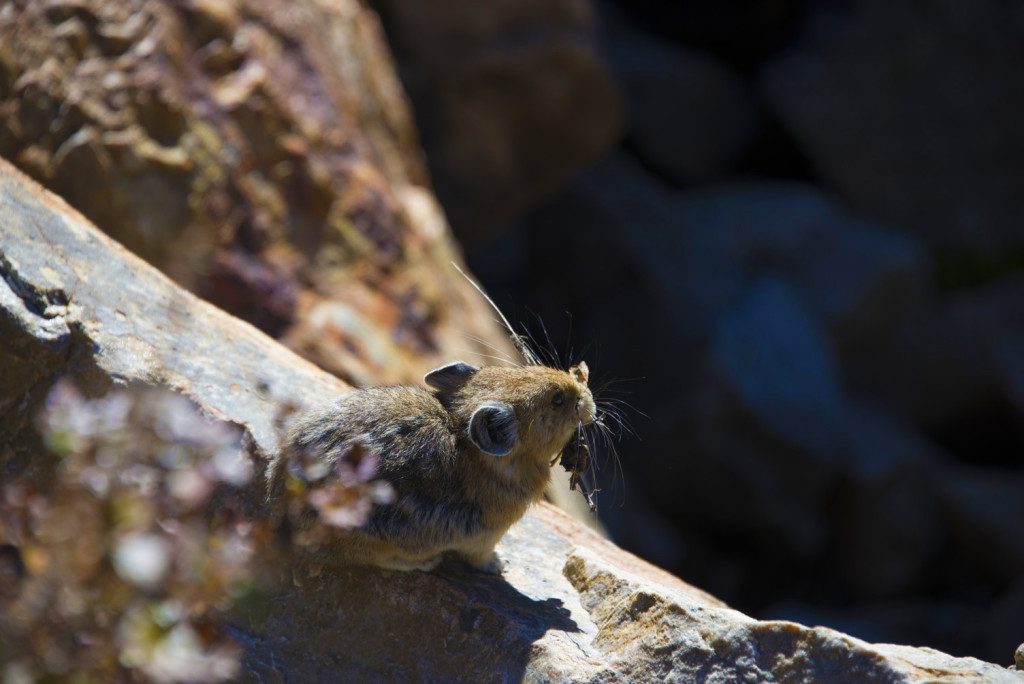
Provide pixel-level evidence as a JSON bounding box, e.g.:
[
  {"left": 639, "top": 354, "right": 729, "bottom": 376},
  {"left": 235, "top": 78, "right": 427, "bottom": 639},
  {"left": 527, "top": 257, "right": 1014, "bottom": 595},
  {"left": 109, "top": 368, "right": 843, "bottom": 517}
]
[
  {"left": 0, "top": 0, "right": 513, "bottom": 387},
  {"left": 4, "top": 156, "right": 1021, "bottom": 682},
  {"left": 0, "top": 156, "right": 345, "bottom": 480},
  {"left": 566, "top": 545, "right": 1023, "bottom": 682}
]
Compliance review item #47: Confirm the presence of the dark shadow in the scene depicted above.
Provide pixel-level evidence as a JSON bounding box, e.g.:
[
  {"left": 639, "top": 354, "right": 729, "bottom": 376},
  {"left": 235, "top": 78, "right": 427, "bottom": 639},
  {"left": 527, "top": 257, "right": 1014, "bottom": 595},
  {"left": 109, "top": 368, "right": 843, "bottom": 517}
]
[
  {"left": 233, "top": 554, "right": 584, "bottom": 683},
  {"left": 434, "top": 554, "right": 581, "bottom": 636}
]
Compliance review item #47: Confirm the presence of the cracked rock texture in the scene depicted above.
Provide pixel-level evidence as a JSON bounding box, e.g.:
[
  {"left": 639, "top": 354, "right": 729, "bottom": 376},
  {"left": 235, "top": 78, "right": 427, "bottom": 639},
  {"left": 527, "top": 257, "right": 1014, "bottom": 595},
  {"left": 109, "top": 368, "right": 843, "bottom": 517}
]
[
  {"left": 0, "top": 0, "right": 511, "bottom": 388},
  {"left": 0, "top": 156, "right": 347, "bottom": 482},
  {"left": 3, "top": 158, "right": 1021, "bottom": 682}
]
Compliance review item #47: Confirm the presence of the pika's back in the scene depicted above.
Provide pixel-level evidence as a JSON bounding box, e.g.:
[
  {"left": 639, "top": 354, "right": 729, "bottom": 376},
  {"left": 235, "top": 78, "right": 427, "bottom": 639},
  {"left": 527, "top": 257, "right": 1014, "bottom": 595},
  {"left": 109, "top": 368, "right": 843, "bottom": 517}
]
[{"left": 287, "top": 385, "right": 459, "bottom": 475}]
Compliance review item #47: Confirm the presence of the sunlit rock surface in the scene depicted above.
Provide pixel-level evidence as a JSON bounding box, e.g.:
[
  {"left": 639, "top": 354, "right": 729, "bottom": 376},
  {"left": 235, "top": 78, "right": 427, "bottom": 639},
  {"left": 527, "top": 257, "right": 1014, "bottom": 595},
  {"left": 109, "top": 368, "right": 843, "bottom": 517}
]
[{"left": 3, "top": 159, "right": 1021, "bottom": 681}]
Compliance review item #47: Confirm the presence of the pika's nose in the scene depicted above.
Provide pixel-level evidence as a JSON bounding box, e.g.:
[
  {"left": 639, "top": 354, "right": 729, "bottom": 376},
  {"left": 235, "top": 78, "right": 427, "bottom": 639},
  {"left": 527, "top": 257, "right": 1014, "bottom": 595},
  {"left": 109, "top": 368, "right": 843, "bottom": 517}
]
[{"left": 577, "top": 391, "right": 597, "bottom": 425}]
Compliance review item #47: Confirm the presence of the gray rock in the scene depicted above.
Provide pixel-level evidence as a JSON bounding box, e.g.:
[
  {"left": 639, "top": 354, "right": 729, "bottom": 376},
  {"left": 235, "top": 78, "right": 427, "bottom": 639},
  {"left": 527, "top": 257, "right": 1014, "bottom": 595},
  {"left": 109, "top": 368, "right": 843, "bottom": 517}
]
[
  {"left": 702, "top": 274, "right": 944, "bottom": 582},
  {"left": 712, "top": 275, "right": 844, "bottom": 430},
  {"left": 606, "top": 26, "right": 757, "bottom": 184},
  {"left": 571, "top": 157, "right": 946, "bottom": 593},
  {"left": 582, "top": 155, "right": 929, "bottom": 359},
  {"left": 566, "top": 546, "right": 1024, "bottom": 683},
  {"left": 938, "top": 466, "right": 1024, "bottom": 583},
  {"left": 0, "top": 159, "right": 348, "bottom": 482},
  {"left": 4, "top": 140, "right": 1020, "bottom": 683},
  {"left": 852, "top": 276, "right": 1024, "bottom": 429},
  {"left": 711, "top": 276, "right": 937, "bottom": 478},
  {"left": 761, "top": 0, "right": 1024, "bottom": 251}
]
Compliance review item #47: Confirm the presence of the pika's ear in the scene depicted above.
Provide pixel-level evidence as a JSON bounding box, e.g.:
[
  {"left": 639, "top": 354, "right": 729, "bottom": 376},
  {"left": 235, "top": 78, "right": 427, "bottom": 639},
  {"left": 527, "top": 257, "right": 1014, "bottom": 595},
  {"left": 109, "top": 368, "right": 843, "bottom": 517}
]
[
  {"left": 469, "top": 401, "right": 518, "bottom": 456},
  {"left": 425, "top": 361, "right": 480, "bottom": 392}
]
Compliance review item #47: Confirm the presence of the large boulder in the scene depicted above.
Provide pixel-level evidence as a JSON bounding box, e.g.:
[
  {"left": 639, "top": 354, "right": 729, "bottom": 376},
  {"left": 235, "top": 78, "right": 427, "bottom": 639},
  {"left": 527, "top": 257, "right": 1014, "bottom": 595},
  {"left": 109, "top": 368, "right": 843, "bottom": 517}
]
[
  {"left": 366, "top": 0, "right": 624, "bottom": 241},
  {"left": 0, "top": 156, "right": 347, "bottom": 480},
  {"left": 4, "top": 145, "right": 1022, "bottom": 682},
  {"left": 583, "top": 158, "right": 930, "bottom": 356},
  {"left": 761, "top": 0, "right": 1024, "bottom": 253},
  {"left": 0, "top": 0, "right": 511, "bottom": 387},
  {"left": 604, "top": 25, "right": 757, "bottom": 185},
  {"left": 850, "top": 275, "right": 1024, "bottom": 431}
]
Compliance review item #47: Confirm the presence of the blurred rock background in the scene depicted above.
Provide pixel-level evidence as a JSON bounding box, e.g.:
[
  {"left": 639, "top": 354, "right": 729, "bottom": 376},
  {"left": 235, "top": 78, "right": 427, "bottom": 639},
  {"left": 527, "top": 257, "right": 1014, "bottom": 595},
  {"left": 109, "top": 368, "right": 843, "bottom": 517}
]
[
  {"left": 369, "top": 0, "right": 1024, "bottom": 664},
  {"left": 1, "top": 0, "right": 1022, "bottom": 668}
]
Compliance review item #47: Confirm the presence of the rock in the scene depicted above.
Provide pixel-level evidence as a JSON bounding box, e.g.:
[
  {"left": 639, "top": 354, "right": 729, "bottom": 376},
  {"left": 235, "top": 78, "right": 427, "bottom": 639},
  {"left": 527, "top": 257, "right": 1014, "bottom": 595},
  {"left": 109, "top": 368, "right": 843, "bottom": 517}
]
[
  {"left": 851, "top": 276, "right": 1024, "bottom": 431},
  {"left": 708, "top": 276, "right": 936, "bottom": 481},
  {"left": 367, "top": 0, "right": 623, "bottom": 240},
  {"left": 5, "top": 140, "right": 1021, "bottom": 683},
  {"left": 565, "top": 546, "right": 1022, "bottom": 683},
  {"left": 1017, "top": 642, "right": 1024, "bottom": 670},
  {"left": 711, "top": 276, "right": 844, "bottom": 429},
  {"left": 239, "top": 503, "right": 718, "bottom": 682},
  {"left": 937, "top": 466, "right": 1024, "bottom": 583},
  {"left": 699, "top": 274, "right": 945, "bottom": 586},
  {"left": 601, "top": 0, "right": 807, "bottom": 70},
  {"left": 999, "top": 333, "right": 1024, "bottom": 419},
  {"left": 240, "top": 504, "right": 1024, "bottom": 682},
  {"left": 475, "top": 154, "right": 1023, "bottom": 657},
  {"left": 0, "top": 156, "right": 347, "bottom": 481},
  {"left": 605, "top": 25, "right": 757, "bottom": 184},
  {"left": 0, "top": 0, "right": 512, "bottom": 386},
  {"left": 761, "top": 0, "right": 1024, "bottom": 252},
  {"left": 580, "top": 155, "right": 929, "bottom": 360},
  {"left": 558, "top": 156, "right": 946, "bottom": 594}
]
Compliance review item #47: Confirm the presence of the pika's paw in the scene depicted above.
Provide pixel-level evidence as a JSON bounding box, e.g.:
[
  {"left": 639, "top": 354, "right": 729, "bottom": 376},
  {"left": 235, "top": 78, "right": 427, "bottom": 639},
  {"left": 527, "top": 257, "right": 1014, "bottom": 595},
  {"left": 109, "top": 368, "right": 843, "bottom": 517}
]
[
  {"left": 379, "top": 554, "right": 443, "bottom": 572},
  {"left": 471, "top": 552, "right": 507, "bottom": 575}
]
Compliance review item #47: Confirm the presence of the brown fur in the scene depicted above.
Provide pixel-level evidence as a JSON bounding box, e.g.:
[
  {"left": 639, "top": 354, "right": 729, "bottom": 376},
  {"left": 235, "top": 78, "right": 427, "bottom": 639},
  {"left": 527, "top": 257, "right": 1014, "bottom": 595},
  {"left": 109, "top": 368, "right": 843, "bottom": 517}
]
[{"left": 284, "top": 363, "right": 596, "bottom": 572}]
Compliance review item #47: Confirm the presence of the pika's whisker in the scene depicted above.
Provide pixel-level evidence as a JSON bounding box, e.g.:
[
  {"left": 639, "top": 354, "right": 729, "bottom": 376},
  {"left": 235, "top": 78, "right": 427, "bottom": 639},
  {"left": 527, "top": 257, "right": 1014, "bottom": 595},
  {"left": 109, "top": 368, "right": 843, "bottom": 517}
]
[
  {"left": 452, "top": 262, "right": 540, "bottom": 366},
  {"left": 584, "top": 420, "right": 625, "bottom": 506},
  {"left": 459, "top": 332, "right": 522, "bottom": 367},
  {"left": 593, "top": 376, "right": 646, "bottom": 389},
  {"left": 573, "top": 342, "right": 595, "bottom": 369},
  {"left": 451, "top": 346, "right": 520, "bottom": 369},
  {"left": 530, "top": 309, "right": 563, "bottom": 370},
  {"left": 599, "top": 397, "right": 645, "bottom": 416},
  {"left": 595, "top": 400, "right": 641, "bottom": 440},
  {"left": 564, "top": 312, "right": 574, "bottom": 370}
]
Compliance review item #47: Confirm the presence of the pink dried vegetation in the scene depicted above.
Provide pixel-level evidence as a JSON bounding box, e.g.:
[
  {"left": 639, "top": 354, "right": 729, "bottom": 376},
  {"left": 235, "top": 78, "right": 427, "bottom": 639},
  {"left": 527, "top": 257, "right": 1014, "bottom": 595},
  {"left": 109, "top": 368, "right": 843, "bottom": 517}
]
[{"left": 1, "top": 381, "right": 260, "bottom": 682}]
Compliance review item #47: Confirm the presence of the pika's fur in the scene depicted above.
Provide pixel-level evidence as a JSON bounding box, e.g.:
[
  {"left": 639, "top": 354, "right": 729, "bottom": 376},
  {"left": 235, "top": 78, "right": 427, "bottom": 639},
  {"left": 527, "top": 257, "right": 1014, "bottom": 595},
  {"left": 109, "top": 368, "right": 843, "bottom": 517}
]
[{"left": 285, "top": 361, "right": 596, "bottom": 572}]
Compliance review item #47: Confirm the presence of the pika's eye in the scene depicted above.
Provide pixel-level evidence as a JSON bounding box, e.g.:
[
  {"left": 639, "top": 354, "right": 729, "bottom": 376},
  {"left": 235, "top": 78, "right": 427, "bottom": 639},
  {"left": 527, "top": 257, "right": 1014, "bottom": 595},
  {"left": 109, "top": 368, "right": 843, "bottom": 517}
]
[{"left": 551, "top": 391, "right": 565, "bottom": 407}]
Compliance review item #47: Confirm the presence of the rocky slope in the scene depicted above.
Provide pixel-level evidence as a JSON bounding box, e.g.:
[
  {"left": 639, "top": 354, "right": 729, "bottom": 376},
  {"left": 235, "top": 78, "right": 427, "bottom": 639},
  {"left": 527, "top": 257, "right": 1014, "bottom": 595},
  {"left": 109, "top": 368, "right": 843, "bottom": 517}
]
[
  {"left": 2, "top": 0, "right": 1022, "bottom": 677},
  {"left": 0, "top": 0, "right": 510, "bottom": 387},
  {"left": 3, "top": 151, "right": 1022, "bottom": 682}
]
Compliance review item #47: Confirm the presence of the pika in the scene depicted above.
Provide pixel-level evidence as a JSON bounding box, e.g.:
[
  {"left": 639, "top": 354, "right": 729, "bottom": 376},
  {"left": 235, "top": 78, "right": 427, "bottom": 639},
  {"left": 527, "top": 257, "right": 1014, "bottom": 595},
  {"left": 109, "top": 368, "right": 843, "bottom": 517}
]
[{"left": 284, "top": 359, "right": 596, "bottom": 573}]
